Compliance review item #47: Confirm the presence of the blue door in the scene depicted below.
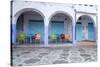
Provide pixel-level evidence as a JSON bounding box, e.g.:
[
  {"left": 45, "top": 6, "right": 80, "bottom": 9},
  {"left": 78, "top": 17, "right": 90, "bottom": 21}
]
[
  {"left": 27, "top": 20, "right": 44, "bottom": 42},
  {"left": 51, "top": 21, "right": 64, "bottom": 34},
  {"left": 75, "top": 22, "right": 83, "bottom": 41},
  {"left": 88, "top": 23, "right": 95, "bottom": 40}
]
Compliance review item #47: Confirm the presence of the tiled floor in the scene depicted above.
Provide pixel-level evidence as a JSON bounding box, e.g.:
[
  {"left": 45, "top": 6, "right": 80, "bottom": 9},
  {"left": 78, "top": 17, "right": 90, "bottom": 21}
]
[{"left": 12, "top": 45, "right": 97, "bottom": 66}]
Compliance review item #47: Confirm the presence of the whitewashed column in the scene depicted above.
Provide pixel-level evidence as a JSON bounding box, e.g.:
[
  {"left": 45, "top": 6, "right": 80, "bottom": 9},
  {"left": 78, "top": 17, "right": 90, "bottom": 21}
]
[
  {"left": 44, "top": 18, "right": 49, "bottom": 46},
  {"left": 93, "top": 16, "right": 97, "bottom": 42},
  {"left": 73, "top": 10, "right": 76, "bottom": 45},
  {"left": 12, "top": 17, "right": 16, "bottom": 45}
]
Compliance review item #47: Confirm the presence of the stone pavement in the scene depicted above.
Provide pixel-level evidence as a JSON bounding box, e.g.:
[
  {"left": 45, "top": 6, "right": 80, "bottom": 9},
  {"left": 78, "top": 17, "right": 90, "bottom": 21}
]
[{"left": 12, "top": 45, "right": 97, "bottom": 66}]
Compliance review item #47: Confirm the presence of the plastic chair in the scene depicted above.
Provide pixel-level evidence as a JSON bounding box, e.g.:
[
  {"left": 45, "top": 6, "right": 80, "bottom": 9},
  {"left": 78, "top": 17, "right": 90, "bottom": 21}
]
[
  {"left": 26, "top": 34, "right": 35, "bottom": 44},
  {"left": 51, "top": 34, "right": 57, "bottom": 43},
  {"left": 64, "top": 34, "right": 70, "bottom": 42},
  {"left": 17, "top": 33, "right": 27, "bottom": 44},
  {"left": 34, "top": 33, "right": 41, "bottom": 44},
  {"left": 56, "top": 34, "right": 60, "bottom": 43},
  {"left": 60, "top": 34, "right": 65, "bottom": 43},
  {"left": 26, "top": 35, "right": 30, "bottom": 44},
  {"left": 48, "top": 35, "right": 51, "bottom": 43}
]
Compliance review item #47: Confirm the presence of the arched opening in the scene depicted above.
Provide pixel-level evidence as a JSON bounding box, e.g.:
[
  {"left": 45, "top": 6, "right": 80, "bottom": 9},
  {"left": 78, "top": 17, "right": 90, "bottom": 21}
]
[
  {"left": 75, "top": 15, "right": 96, "bottom": 42},
  {"left": 48, "top": 12, "right": 73, "bottom": 45},
  {"left": 16, "top": 11, "right": 44, "bottom": 45}
]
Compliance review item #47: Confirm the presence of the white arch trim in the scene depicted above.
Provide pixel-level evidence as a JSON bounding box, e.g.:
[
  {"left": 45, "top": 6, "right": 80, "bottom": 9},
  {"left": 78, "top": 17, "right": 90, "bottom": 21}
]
[
  {"left": 13, "top": 8, "right": 45, "bottom": 24},
  {"left": 48, "top": 11, "right": 73, "bottom": 22}
]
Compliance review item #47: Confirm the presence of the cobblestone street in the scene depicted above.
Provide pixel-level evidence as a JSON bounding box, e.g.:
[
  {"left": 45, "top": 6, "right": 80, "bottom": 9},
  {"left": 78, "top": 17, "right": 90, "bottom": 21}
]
[{"left": 12, "top": 45, "right": 97, "bottom": 66}]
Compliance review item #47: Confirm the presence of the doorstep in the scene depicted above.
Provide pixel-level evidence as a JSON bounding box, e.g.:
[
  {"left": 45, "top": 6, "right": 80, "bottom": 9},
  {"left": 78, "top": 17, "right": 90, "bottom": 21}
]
[{"left": 12, "top": 43, "right": 73, "bottom": 48}]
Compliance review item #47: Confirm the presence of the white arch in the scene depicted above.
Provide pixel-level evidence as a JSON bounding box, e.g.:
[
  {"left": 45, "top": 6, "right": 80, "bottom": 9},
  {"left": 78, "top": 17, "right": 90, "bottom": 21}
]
[
  {"left": 48, "top": 11, "right": 73, "bottom": 22},
  {"left": 76, "top": 15, "right": 95, "bottom": 28},
  {"left": 12, "top": 8, "right": 46, "bottom": 44},
  {"left": 48, "top": 11, "right": 73, "bottom": 43},
  {"left": 14, "top": 8, "right": 45, "bottom": 24},
  {"left": 76, "top": 14, "right": 96, "bottom": 27},
  {"left": 76, "top": 15, "right": 96, "bottom": 41}
]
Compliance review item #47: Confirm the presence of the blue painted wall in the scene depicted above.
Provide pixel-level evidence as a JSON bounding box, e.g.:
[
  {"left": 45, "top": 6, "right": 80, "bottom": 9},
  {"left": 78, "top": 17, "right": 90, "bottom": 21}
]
[
  {"left": 51, "top": 21, "right": 64, "bottom": 34},
  {"left": 27, "top": 20, "right": 44, "bottom": 41}
]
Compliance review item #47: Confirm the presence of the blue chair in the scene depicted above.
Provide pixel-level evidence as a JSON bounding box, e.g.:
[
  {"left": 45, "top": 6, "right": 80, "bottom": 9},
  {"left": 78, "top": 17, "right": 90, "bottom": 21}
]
[
  {"left": 56, "top": 34, "right": 60, "bottom": 43},
  {"left": 48, "top": 35, "right": 51, "bottom": 43},
  {"left": 26, "top": 34, "right": 33, "bottom": 44},
  {"left": 26, "top": 35, "right": 30, "bottom": 44},
  {"left": 60, "top": 34, "right": 65, "bottom": 43}
]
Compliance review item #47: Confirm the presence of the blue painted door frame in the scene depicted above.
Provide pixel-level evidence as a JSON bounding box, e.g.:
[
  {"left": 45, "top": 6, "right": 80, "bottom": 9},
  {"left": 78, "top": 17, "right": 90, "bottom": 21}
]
[
  {"left": 75, "top": 22, "right": 83, "bottom": 41},
  {"left": 88, "top": 23, "right": 95, "bottom": 40}
]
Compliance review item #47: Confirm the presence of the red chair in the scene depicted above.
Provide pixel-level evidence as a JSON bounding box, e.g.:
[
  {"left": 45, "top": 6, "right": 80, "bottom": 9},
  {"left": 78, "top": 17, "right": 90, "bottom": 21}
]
[{"left": 34, "top": 34, "right": 41, "bottom": 44}]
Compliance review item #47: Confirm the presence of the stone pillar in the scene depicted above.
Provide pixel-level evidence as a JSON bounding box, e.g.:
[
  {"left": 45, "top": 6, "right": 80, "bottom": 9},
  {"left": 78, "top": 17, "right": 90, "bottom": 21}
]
[
  {"left": 44, "top": 18, "right": 49, "bottom": 46},
  {"left": 12, "top": 20, "right": 16, "bottom": 45},
  {"left": 73, "top": 10, "right": 76, "bottom": 45}
]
